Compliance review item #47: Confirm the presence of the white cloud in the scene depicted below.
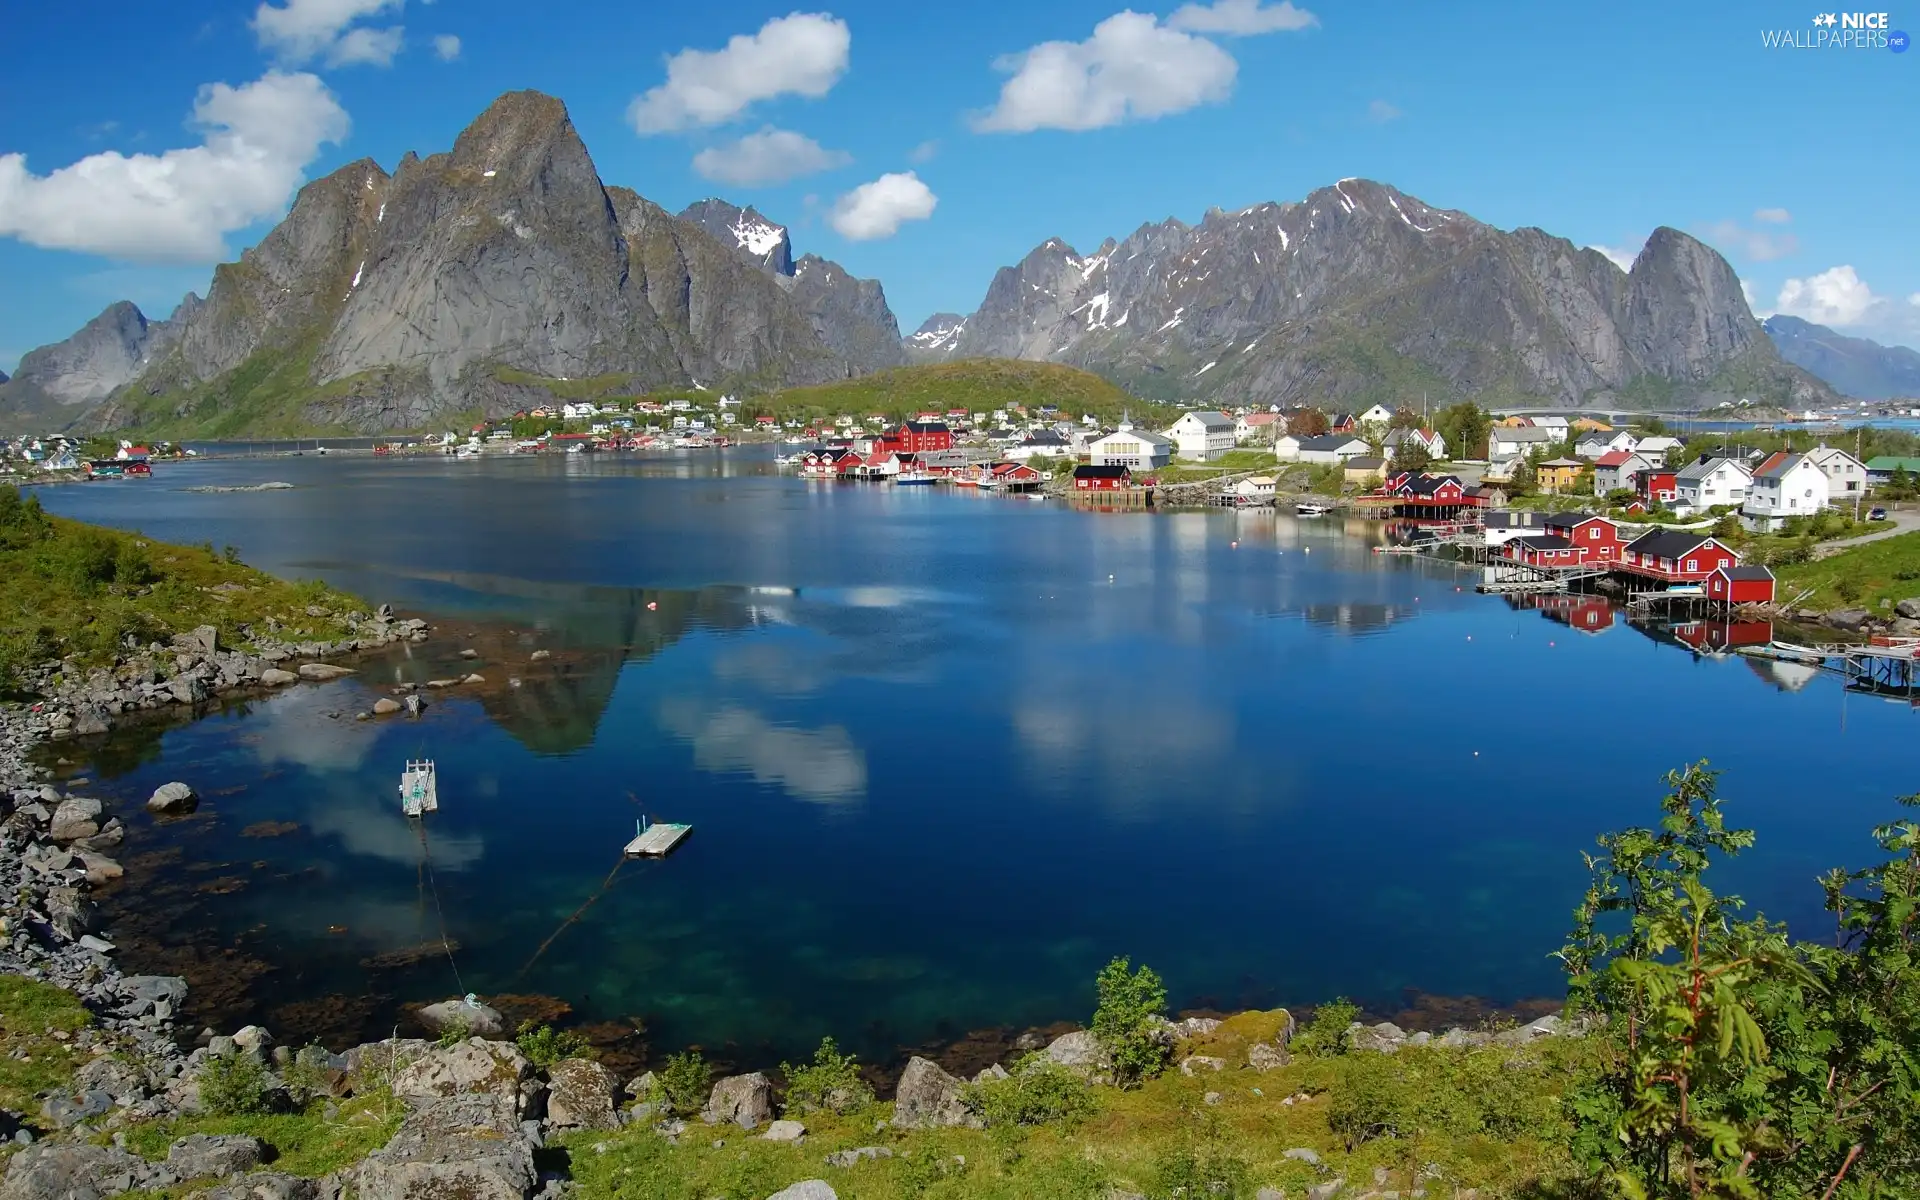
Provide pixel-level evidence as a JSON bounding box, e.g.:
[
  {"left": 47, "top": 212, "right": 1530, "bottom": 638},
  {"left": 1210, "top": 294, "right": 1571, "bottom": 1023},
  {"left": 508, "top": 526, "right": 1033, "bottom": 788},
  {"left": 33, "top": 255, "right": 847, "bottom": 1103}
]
[
  {"left": 1366, "top": 98, "right": 1401, "bottom": 123},
  {"left": 830, "top": 171, "right": 937, "bottom": 240},
  {"left": 907, "top": 139, "right": 940, "bottom": 164},
  {"left": 253, "top": 0, "right": 403, "bottom": 67},
  {"left": 1166, "top": 0, "right": 1318, "bottom": 34},
  {"left": 431, "top": 33, "right": 461, "bottom": 60},
  {"left": 0, "top": 71, "right": 349, "bottom": 262},
  {"left": 1741, "top": 278, "right": 1767, "bottom": 317},
  {"left": 327, "top": 24, "right": 404, "bottom": 66},
  {"left": 692, "top": 127, "right": 850, "bottom": 186},
  {"left": 628, "top": 12, "right": 851, "bottom": 134},
  {"left": 1774, "top": 265, "right": 1881, "bottom": 326},
  {"left": 1589, "top": 238, "right": 1644, "bottom": 272},
  {"left": 1700, "top": 217, "right": 1798, "bottom": 262},
  {"left": 1753, "top": 207, "right": 1791, "bottom": 224},
  {"left": 974, "top": 11, "right": 1239, "bottom": 133},
  {"left": 1771, "top": 267, "right": 1920, "bottom": 346}
]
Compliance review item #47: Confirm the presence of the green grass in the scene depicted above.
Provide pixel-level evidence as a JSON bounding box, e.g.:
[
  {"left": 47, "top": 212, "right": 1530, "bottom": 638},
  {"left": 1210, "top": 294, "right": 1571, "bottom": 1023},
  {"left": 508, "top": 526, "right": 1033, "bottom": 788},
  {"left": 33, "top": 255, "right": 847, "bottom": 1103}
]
[
  {"left": 762, "top": 361, "right": 1159, "bottom": 425},
  {"left": 0, "top": 486, "right": 364, "bottom": 690},
  {"left": 1150, "top": 450, "right": 1282, "bottom": 484},
  {"left": 0, "top": 976, "right": 94, "bottom": 1113},
  {"left": 1776, "top": 529, "right": 1920, "bottom": 610},
  {"left": 116, "top": 1095, "right": 403, "bottom": 1178},
  {"left": 563, "top": 1037, "right": 1597, "bottom": 1200}
]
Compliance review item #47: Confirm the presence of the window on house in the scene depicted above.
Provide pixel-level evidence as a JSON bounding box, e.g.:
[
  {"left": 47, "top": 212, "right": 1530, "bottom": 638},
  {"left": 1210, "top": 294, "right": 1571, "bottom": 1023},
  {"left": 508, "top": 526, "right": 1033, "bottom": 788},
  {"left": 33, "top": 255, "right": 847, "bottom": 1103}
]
[{"left": 1686, "top": 558, "right": 1698, "bottom": 571}]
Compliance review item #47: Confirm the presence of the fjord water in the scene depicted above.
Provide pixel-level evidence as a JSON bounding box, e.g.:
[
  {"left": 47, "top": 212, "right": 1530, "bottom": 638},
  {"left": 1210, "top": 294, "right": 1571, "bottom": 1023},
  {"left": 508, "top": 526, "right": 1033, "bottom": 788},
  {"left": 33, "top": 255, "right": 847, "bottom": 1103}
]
[{"left": 31, "top": 452, "right": 1918, "bottom": 1061}]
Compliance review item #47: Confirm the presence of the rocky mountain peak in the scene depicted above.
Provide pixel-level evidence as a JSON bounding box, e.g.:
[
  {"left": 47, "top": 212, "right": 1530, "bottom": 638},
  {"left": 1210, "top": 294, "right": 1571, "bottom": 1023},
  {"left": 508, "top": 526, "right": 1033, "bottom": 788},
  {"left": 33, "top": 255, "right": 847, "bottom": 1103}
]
[
  {"left": 0, "top": 298, "right": 185, "bottom": 430},
  {"left": 678, "top": 199, "right": 795, "bottom": 277},
  {"left": 448, "top": 90, "right": 577, "bottom": 170},
  {"left": 904, "top": 312, "right": 967, "bottom": 360}
]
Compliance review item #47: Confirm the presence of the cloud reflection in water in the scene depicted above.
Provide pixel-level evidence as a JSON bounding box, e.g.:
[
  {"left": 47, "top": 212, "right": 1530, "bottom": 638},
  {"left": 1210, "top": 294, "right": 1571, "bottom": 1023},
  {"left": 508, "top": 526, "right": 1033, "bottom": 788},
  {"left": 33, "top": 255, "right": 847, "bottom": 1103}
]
[{"left": 658, "top": 698, "right": 868, "bottom": 803}]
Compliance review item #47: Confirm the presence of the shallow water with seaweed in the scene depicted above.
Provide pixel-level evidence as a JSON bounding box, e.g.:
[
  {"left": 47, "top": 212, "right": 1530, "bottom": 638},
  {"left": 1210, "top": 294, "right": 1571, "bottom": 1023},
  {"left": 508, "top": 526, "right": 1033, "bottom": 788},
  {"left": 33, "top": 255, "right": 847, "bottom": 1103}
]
[{"left": 30, "top": 451, "right": 1920, "bottom": 1065}]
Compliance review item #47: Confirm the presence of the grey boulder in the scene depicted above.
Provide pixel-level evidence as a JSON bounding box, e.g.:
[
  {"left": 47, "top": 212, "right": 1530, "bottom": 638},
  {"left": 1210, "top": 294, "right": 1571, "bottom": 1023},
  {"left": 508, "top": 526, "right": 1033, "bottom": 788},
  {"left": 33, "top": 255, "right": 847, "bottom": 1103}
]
[
  {"left": 544, "top": 1059, "right": 621, "bottom": 1131},
  {"left": 1896, "top": 597, "right": 1920, "bottom": 620},
  {"left": 891, "top": 1056, "right": 972, "bottom": 1129},
  {"left": 1042, "top": 1030, "right": 1110, "bottom": 1073},
  {"left": 260, "top": 669, "right": 298, "bottom": 687},
  {"left": 767, "top": 1183, "right": 837, "bottom": 1200},
  {"left": 48, "top": 796, "right": 103, "bottom": 842},
  {"left": 146, "top": 782, "right": 198, "bottom": 814},
  {"left": 297, "top": 663, "right": 356, "bottom": 681},
  {"left": 704, "top": 1072, "right": 774, "bottom": 1129},
  {"left": 390, "top": 1040, "right": 539, "bottom": 1119},
  {"left": 168, "top": 1134, "right": 266, "bottom": 1179},
  {"left": 415, "top": 999, "right": 504, "bottom": 1038},
  {"left": 357, "top": 1094, "right": 536, "bottom": 1200},
  {"left": 0, "top": 1142, "right": 151, "bottom": 1200}
]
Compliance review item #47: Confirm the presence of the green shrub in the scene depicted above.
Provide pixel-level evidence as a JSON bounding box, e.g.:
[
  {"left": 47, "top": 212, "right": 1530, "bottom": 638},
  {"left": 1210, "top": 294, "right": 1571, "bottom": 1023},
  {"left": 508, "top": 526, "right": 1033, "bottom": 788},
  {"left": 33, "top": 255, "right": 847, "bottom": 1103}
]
[
  {"left": 779, "top": 1036, "right": 872, "bottom": 1116},
  {"left": 1293, "top": 998, "right": 1360, "bottom": 1058},
  {"left": 962, "top": 1053, "right": 1097, "bottom": 1127},
  {"left": 1091, "top": 956, "right": 1170, "bottom": 1087},
  {"left": 1147, "top": 1141, "right": 1253, "bottom": 1200},
  {"left": 653, "top": 1050, "right": 711, "bottom": 1116},
  {"left": 434, "top": 1016, "right": 472, "bottom": 1048},
  {"left": 515, "top": 1022, "right": 591, "bottom": 1068},
  {"left": 198, "top": 1050, "right": 277, "bottom": 1116},
  {"left": 281, "top": 1044, "right": 337, "bottom": 1108}
]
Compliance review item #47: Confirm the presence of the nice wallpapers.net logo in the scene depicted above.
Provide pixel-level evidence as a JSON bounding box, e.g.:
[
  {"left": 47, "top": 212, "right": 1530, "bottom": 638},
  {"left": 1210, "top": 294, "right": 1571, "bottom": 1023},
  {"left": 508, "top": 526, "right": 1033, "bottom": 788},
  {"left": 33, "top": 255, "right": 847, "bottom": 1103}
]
[{"left": 1761, "top": 11, "right": 1910, "bottom": 49}]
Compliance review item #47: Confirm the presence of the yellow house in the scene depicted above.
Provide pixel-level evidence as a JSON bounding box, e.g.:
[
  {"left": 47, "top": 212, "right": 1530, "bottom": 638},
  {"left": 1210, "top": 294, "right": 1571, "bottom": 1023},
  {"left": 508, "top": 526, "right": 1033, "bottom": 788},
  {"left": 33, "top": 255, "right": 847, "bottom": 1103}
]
[
  {"left": 1345, "top": 455, "right": 1387, "bottom": 486},
  {"left": 1497, "top": 415, "right": 1533, "bottom": 427},
  {"left": 1537, "top": 457, "right": 1585, "bottom": 493},
  {"left": 1571, "top": 417, "right": 1614, "bottom": 433}
]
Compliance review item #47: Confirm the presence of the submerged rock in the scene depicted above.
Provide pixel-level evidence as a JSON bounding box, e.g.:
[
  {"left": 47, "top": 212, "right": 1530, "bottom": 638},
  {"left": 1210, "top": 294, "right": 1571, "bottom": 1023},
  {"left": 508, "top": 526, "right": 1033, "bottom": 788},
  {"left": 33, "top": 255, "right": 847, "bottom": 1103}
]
[
  {"left": 260, "top": 669, "right": 298, "bottom": 687},
  {"left": 416, "top": 998, "right": 504, "bottom": 1038},
  {"left": 297, "top": 663, "right": 356, "bottom": 681},
  {"left": 146, "top": 782, "right": 198, "bottom": 814}
]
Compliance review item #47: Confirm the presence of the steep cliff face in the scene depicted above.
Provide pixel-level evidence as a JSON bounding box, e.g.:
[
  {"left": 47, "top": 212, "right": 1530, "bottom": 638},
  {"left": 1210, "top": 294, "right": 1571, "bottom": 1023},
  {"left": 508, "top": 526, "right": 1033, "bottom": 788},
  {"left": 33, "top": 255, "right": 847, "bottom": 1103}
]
[
  {"left": 676, "top": 198, "right": 904, "bottom": 373},
  {"left": 0, "top": 301, "right": 185, "bottom": 433},
  {"left": 945, "top": 179, "right": 1829, "bottom": 409},
  {"left": 73, "top": 91, "right": 903, "bottom": 435}
]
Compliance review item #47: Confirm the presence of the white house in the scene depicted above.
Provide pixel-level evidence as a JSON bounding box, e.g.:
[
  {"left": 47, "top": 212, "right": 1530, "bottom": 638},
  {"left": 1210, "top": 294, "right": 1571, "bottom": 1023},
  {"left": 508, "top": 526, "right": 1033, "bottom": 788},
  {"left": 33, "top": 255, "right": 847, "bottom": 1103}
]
[
  {"left": 1633, "top": 435, "right": 1684, "bottom": 466},
  {"left": 1358, "top": 404, "right": 1396, "bottom": 427},
  {"left": 1593, "top": 451, "right": 1652, "bottom": 496},
  {"left": 1089, "top": 422, "right": 1173, "bottom": 470},
  {"left": 1574, "top": 430, "right": 1638, "bottom": 460},
  {"left": 1007, "top": 432, "right": 1072, "bottom": 461},
  {"left": 1529, "top": 415, "right": 1570, "bottom": 433},
  {"left": 1805, "top": 445, "right": 1868, "bottom": 504},
  {"left": 1489, "top": 426, "right": 1558, "bottom": 462},
  {"left": 1674, "top": 456, "right": 1752, "bottom": 514},
  {"left": 1383, "top": 427, "right": 1448, "bottom": 459},
  {"left": 1277, "top": 433, "right": 1372, "bottom": 464},
  {"left": 1743, "top": 451, "right": 1831, "bottom": 529},
  {"left": 1482, "top": 510, "right": 1554, "bottom": 547},
  {"left": 1165, "top": 411, "right": 1236, "bottom": 461},
  {"left": 1231, "top": 476, "right": 1277, "bottom": 503},
  {"left": 1235, "top": 412, "right": 1281, "bottom": 444},
  {"left": 561, "top": 402, "right": 597, "bottom": 421}
]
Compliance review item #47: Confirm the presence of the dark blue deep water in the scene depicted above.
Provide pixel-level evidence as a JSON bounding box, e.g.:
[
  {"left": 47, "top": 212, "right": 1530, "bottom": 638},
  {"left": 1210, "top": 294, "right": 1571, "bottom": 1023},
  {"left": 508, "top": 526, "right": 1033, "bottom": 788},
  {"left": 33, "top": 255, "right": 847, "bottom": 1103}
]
[{"left": 29, "top": 451, "right": 1920, "bottom": 1065}]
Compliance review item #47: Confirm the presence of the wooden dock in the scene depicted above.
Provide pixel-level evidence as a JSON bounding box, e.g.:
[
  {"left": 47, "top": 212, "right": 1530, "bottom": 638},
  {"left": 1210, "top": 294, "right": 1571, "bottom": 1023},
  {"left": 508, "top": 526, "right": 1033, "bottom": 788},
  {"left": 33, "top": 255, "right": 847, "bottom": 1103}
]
[{"left": 624, "top": 822, "right": 693, "bottom": 858}]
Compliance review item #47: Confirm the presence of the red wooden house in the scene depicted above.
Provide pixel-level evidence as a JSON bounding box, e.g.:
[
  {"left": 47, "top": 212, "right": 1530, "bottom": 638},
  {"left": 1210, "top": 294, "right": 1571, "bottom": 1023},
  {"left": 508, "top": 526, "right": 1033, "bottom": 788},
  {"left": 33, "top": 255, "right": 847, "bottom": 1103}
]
[
  {"left": 990, "top": 462, "right": 1042, "bottom": 485},
  {"left": 1707, "top": 565, "right": 1776, "bottom": 605},
  {"left": 1543, "top": 512, "right": 1624, "bottom": 562},
  {"left": 1073, "top": 464, "right": 1131, "bottom": 490},
  {"left": 1331, "top": 413, "right": 1358, "bottom": 434},
  {"left": 1505, "top": 534, "right": 1580, "bottom": 567},
  {"left": 1619, "top": 531, "right": 1740, "bottom": 583},
  {"left": 891, "top": 420, "right": 953, "bottom": 454},
  {"left": 1635, "top": 468, "right": 1680, "bottom": 506}
]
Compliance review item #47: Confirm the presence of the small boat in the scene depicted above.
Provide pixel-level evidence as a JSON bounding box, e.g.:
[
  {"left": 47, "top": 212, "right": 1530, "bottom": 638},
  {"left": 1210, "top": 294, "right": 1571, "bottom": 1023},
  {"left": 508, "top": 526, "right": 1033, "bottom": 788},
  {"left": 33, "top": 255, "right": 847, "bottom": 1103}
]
[
  {"left": 894, "top": 473, "right": 935, "bottom": 486},
  {"left": 774, "top": 454, "right": 801, "bottom": 466},
  {"left": 400, "top": 760, "right": 438, "bottom": 817},
  {"left": 1295, "top": 501, "right": 1333, "bottom": 517}
]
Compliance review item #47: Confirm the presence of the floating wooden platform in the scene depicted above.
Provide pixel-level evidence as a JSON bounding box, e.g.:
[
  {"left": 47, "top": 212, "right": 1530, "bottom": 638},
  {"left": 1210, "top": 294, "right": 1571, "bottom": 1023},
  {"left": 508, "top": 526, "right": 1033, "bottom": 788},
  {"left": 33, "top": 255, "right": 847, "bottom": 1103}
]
[{"left": 624, "top": 822, "right": 693, "bottom": 858}]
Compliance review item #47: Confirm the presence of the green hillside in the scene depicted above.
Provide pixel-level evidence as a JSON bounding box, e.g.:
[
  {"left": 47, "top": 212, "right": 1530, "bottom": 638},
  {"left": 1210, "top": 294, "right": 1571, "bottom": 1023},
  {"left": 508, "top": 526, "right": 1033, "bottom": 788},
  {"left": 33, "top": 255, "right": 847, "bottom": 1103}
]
[{"left": 758, "top": 361, "right": 1170, "bottom": 424}]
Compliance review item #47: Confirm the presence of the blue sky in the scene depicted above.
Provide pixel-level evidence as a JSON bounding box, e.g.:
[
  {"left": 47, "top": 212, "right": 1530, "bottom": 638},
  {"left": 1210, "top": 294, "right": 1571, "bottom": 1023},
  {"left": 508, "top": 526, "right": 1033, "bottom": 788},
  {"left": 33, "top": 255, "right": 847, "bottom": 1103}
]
[{"left": 1, "top": 0, "right": 1915, "bottom": 373}]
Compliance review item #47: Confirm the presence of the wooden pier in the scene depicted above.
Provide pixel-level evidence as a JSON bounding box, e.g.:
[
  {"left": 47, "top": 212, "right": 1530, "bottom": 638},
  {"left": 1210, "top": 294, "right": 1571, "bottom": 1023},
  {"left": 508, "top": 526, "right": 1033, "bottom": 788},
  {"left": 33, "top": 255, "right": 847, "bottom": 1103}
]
[
  {"left": 624, "top": 821, "right": 693, "bottom": 858},
  {"left": 1737, "top": 639, "right": 1920, "bottom": 701}
]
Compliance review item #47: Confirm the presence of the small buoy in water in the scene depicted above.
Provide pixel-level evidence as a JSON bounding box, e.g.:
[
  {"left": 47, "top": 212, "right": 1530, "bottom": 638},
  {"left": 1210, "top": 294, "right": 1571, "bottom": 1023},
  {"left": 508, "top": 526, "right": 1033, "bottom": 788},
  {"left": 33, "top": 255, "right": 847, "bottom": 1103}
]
[
  {"left": 1231, "top": 540, "right": 1238, "bottom": 548},
  {"left": 1304, "top": 546, "right": 1311, "bottom": 554},
  {"left": 1467, "top": 635, "right": 1472, "bottom": 641},
  {"left": 1473, "top": 751, "right": 1480, "bottom": 757},
  {"left": 647, "top": 601, "right": 657, "bottom": 610}
]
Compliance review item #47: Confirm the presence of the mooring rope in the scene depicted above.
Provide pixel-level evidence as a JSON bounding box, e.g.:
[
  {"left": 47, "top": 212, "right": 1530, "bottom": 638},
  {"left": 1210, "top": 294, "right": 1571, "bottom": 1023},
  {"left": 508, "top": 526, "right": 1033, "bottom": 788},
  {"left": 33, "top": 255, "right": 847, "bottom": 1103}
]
[
  {"left": 513, "top": 856, "right": 629, "bottom": 983},
  {"left": 415, "top": 819, "right": 469, "bottom": 997}
]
